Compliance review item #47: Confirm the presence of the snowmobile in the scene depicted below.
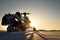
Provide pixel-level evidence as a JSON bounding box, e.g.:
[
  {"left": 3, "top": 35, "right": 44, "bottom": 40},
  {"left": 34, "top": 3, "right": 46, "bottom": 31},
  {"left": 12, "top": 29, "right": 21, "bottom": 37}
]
[{"left": 1, "top": 12, "right": 31, "bottom": 32}]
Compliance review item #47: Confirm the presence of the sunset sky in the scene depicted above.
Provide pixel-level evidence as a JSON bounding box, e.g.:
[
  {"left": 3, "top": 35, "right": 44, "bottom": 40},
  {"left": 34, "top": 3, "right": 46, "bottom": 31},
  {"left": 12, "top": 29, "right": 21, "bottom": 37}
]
[{"left": 0, "top": 0, "right": 60, "bottom": 30}]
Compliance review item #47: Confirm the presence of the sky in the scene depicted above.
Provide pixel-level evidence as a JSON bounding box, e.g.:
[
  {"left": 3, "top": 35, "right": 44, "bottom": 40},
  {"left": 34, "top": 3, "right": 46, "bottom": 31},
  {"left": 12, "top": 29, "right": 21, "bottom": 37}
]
[{"left": 0, "top": 0, "right": 60, "bottom": 30}]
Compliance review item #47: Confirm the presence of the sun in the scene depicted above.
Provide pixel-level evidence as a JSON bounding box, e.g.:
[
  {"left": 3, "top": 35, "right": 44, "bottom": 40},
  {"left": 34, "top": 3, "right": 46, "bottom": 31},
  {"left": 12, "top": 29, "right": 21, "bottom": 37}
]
[
  {"left": 30, "top": 22, "right": 35, "bottom": 26},
  {"left": 30, "top": 20, "right": 38, "bottom": 28}
]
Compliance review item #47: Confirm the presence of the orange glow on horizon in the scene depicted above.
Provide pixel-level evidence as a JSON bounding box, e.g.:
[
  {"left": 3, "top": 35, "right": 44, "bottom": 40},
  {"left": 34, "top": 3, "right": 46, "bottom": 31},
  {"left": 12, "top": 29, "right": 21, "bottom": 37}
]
[{"left": 0, "top": 26, "right": 8, "bottom": 31}]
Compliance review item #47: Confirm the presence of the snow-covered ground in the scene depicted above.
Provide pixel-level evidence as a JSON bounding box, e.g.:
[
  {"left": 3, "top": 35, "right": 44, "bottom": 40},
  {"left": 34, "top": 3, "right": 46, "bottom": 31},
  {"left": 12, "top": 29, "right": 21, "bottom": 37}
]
[{"left": 0, "top": 30, "right": 60, "bottom": 40}]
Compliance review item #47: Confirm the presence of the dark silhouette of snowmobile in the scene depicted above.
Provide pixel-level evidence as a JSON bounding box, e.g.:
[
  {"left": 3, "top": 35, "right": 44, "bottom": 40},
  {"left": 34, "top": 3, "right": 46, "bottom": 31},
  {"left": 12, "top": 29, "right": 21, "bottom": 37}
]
[{"left": 2, "top": 12, "right": 31, "bottom": 32}]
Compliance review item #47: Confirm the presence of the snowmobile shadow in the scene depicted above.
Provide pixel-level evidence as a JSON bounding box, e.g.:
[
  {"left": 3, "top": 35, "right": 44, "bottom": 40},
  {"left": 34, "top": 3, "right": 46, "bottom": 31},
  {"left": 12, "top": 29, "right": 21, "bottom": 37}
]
[
  {"left": 26, "top": 32, "right": 34, "bottom": 40},
  {"left": 35, "top": 31, "right": 47, "bottom": 40}
]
